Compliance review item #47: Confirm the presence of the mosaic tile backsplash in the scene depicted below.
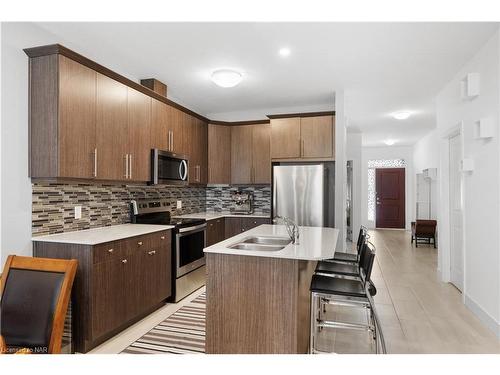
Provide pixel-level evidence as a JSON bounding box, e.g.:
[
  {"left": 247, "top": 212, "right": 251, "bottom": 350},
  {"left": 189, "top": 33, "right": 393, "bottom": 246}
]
[
  {"left": 32, "top": 183, "right": 271, "bottom": 236},
  {"left": 32, "top": 183, "right": 206, "bottom": 236},
  {"left": 205, "top": 185, "right": 271, "bottom": 215}
]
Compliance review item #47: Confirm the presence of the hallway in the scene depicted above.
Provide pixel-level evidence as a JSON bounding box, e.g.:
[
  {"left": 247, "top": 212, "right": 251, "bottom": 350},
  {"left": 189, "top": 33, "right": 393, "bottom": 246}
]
[{"left": 317, "top": 229, "right": 500, "bottom": 354}]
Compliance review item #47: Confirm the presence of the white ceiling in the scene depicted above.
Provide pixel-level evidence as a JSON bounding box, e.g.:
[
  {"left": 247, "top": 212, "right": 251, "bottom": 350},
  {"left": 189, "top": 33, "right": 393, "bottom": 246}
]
[{"left": 34, "top": 22, "right": 499, "bottom": 146}]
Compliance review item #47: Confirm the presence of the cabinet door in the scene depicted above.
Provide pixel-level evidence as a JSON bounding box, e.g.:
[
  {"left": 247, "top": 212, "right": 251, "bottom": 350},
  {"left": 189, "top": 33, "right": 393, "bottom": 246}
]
[
  {"left": 252, "top": 124, "right": 271, "bottom": 184},
  {"left": 231, "top": 125, "right": 253, "bottom": 184},
  {"left": 207, "top": 220, "right": 218, "bottom": 246},
  {"left": 216, "top": 218, "right": 225, "bottom": 243},
  {"left": 241, "top": 217, "right": 271, "bottom": 231},
  {"left": 300, "top": 115, "right": 334, "bottom": 158},
  {"left": 169, "top": 107, "right": 185, "bottom": 154},
  {"left": 198, "top": 120, "right": 208, "bottom": 184},
  {"left": 187, "top": 116, "right": 198, "bottom": 183},
  {"left": 208, "top": 124, "right": 231, "bottom": 184},
  {"left": 96, "top": 73, "right": 129, "bottom": 180},
  {"left": 92, "top": 256, "right": 129, "bottom": 339},
  {"left": 270, "top": 118, "right": 301, "bottom": 159},
  {"left": 151, "top": 99, "right": 169, "bottom": 151},
  {"left": 58, "top": 55, "right": 96, "bottom": 178},
  {"left": 224, "top": 217, "right": 242, "bottom": 239},
  {"left": 127, "top": 88, "right": 151, "bottom": 182}
]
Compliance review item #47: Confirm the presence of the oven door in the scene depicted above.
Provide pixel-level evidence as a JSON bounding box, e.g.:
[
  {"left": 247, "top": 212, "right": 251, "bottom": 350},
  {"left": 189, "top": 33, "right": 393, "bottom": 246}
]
[
  {"left": 176, "top": 224, "right": 206, "bottom": 278},
  {"left": 152, "top": 149, "right": 188, "bottom": 185}
]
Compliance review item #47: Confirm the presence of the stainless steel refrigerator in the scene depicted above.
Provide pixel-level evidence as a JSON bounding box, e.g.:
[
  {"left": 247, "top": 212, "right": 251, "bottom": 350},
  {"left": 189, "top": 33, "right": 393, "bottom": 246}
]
[{"left": 272, "top": 162, "right": 335, "bottom": 228}]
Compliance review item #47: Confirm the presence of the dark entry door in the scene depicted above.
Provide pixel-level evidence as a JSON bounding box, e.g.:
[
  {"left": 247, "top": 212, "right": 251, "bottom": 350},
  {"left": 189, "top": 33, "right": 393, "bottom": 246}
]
[{"left": 376, "top": 168, "right": 405, "bottom": 228}]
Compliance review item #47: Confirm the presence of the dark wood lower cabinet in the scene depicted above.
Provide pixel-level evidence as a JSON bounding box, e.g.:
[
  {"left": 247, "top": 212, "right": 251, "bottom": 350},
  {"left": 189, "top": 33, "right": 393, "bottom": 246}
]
[
  {"left": 33, "top": 229, "right": 172, "bottom": 353},
  {"left": 224, "top": 217, "right": 271, "bottom": 239},
  {"left": 207, "top": 218, "right": 225, "bottom": 246}
]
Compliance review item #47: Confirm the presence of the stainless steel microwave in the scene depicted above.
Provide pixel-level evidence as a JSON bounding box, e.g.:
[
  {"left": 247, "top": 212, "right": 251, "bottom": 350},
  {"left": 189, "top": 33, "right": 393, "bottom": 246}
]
[{"left": 151, "top": 149, "right": 188, "bottom": 185}]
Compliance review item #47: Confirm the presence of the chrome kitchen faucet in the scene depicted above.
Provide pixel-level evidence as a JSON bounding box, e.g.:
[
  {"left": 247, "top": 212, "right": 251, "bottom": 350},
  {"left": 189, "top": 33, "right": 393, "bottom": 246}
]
[{"left": 273, "top": 216, "right": 300, "bottom": 244}]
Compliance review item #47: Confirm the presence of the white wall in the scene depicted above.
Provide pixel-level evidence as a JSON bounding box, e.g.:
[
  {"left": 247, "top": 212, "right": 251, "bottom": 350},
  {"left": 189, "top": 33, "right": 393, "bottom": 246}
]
[
  {"left": 0, "top": 23, "right": 63, "bottom": 266},
  {"left": 361, "top": 145, "right": 414, "bottom": 231},
  {"left": 435, "top": 31, "right": 500, "bottom": 336},
  {"left": 347, "top": 131, "right": 362, "bottom": 243},
  {"left": 334, "top": 90, "right": 347, "bottom": 252},
  {"left": 413, "top": 129, "right": 439, "bottom": 219}
]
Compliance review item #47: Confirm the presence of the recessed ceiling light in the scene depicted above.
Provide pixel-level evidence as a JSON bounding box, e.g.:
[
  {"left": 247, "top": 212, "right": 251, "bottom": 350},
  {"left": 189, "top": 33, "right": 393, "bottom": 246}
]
[
  {"left": 391, "top": 111, "right": 412, "bottom": 120},
  {"left": 211, "top": 69, "right": 243, "bottom": 88},
  {"left": 279, "top": 47, "right": 291, "bottom": 57},
  {"left": 384, "top": 139, "right": 396, "bottom": 146}
]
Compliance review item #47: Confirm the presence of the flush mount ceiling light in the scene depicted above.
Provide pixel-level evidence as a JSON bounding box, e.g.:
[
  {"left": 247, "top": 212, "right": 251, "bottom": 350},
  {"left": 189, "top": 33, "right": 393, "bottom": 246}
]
[
  {"left": 279, "top": 47, "right": 291, "bottom": 57},
  {"left": 391, "top": 111, "right": 412, "bottom": 120},
  {"left": 384, "top": 139, "right": 396, "bottom": 146},
  {"left": 210, "top": 69, "right": 243, "bottom": 88}
]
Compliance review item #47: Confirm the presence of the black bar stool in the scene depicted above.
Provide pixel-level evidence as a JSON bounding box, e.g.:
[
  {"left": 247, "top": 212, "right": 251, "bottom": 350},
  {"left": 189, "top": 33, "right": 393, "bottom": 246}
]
[
  {"left": 309, "top": 243, "right": 385, "bottom": 354},
  {"left": 326, "top": 226, "right": 368, "bottom": 265}
]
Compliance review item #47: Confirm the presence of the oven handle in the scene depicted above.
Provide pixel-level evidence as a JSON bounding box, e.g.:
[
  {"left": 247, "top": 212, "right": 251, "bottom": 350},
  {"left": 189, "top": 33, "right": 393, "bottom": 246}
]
[{"left": 178, "top": 223, "right": 207, "bottom": 233}]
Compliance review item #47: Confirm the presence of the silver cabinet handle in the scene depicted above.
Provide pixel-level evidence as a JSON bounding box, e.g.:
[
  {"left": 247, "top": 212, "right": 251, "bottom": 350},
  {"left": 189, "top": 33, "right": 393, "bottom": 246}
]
[
  {"left": 129, "top": 154, "right": 133, "bottom": 179},
  {"left": 171, "top": 131, "right": 174, "bottom": 151},
  {"left": 93, "top": 148, "right": 98, "bottom": 177},
  {"left": 124, "top": 154, "right": 129, "bottom": 178},
  {"left": 122, "top": 259, "right": 128, "bottom": 264},
  {"left": 160, "top": 236, "right": 165, "bottom": 240},
  {"left": 148, "top": 250, "right": 156, "bottom": 256},
  {"left": 138, "top": 241, "right": 143, "bottom": 246},
  {"left": 108, "top": 248, "right": 114, "bottom": 253}
]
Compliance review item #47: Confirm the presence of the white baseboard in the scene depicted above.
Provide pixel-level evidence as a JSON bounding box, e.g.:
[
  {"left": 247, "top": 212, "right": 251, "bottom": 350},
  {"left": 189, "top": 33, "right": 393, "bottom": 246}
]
[{"left": 464, "top": 294, "right": 500, "bottom": 339}]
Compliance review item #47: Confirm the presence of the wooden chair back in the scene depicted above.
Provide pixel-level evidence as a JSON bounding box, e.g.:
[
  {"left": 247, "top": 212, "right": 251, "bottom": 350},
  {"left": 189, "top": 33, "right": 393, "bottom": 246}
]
[{"left": 0, "top": 255, "right": 77, "bottom": 354}]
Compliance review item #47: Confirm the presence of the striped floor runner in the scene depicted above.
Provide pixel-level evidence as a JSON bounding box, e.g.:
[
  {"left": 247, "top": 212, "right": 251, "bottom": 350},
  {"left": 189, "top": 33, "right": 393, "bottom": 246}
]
[{"left": 121, "top": 293, "right": 206, "bottom": 354}]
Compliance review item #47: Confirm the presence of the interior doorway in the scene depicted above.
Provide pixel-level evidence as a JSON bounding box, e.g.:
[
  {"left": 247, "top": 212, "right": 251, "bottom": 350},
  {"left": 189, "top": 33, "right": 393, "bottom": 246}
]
[
  {"left": 375, "top": 168, "right": 406, "bottom": 229},
  {"left": 449, "top": 132, "right": 464, "bottom": 291}
]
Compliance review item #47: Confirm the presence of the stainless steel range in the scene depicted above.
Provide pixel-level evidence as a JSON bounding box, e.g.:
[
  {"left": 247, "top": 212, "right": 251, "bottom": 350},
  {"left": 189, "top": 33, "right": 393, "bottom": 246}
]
[{"left": 130, "top": 199, "right": 206, "bottom": 302}]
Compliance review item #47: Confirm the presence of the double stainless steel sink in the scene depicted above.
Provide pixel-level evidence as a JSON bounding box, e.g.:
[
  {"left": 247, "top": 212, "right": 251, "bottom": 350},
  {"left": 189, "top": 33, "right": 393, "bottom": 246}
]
[{"left": 228, "top": 236, "right": 292, "bottom": 251}]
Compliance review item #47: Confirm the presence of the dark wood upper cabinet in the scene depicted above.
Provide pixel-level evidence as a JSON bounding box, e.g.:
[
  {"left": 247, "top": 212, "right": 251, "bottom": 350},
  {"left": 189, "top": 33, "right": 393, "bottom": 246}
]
[
  {"left": 188, "top": 117, "right": 208, "bottom": 185},
  {"left": 270, "top": 115, "right": 335, "bottom": 160},
  {"left": 300, "top": 115, "right": 334, "bottom": 158},
  {"left": 58, "top": 56, "right": 97, "bottom": 179},
  {"left": 231, "top": 124, "right": 271, "bottom": 184},
  {"left": 231, "top": 125, "right": 253, "bottom": 184},
  {"left": 208, "top": 124, "right": 231, "bottom": 184},
  {"left": 169, "top": 107, "right": 186, "bottom": 155},
  {"left": 270, "top": 117, "right": 301, "bottom": 159},
  {"left": 151, "top": 98, "right": 169, "bottom": 151},
  {"left": 252, "top": 124, "right": 271, "bottom": 184},
  {"left": 127, "top": 88, "right": 151, "bottom": 182},
  {"left": 26, "top": 45, "right": 208, "bottom": 183},
  {"left": 96, "top": 73, "right": 129, "bottom": 181}
]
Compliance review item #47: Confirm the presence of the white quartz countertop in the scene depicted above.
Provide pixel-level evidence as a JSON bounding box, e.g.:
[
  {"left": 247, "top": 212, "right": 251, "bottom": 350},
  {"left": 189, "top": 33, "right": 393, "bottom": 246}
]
[
  {"left": 174, "top": 212, "right": 270, "bottom": 220},
  {"left": 204, "top": 224, "right": 338, "bottom": 261},
  {"left": 32, "top": 224, "right": 174, "bottom": 245}
]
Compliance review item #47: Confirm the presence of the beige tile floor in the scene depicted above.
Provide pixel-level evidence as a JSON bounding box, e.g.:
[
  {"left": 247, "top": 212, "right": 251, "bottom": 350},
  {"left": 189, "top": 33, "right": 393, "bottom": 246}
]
[
  {"left": 315, "top": 229, "right": 500, "bottom": 354},
  {"left": 92, "top": 229, "right": 499, "bottom": 354}
]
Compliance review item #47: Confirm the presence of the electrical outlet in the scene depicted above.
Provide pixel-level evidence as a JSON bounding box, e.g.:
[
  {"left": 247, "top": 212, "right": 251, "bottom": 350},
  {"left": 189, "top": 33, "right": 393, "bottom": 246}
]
[
  {"left": 74, "top": 206, "right": 82, "bottom": 219},
  {"left": 176, "top": 200, "right": 182, "bottom": 209}
]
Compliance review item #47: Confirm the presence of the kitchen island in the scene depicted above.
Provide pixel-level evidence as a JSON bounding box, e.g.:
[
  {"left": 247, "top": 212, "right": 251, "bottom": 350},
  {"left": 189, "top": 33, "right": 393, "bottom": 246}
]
[{"left": 204, "top": 224, "right": 339, "bottom": 354}]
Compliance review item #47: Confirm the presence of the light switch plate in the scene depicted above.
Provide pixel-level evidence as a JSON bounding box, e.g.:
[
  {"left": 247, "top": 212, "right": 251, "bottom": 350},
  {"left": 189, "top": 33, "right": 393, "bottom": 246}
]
[
  {"left": 177, "top": 200, "right": 182, "bottom": 209},
  {"left": 74, "top": 205, "right": 82, "bottom": 219}
]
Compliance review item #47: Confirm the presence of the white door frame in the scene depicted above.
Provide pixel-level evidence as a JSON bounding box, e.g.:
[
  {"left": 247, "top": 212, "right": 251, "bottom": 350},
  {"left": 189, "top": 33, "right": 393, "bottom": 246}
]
[{"left": 439, "top": 122, "right": 466, "bottom": 298}]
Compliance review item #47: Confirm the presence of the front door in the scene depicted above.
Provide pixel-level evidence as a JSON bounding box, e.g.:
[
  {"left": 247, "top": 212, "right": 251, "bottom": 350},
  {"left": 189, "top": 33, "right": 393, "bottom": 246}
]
[
  {"left": 449, "top": 133, "right": 464, "bottom": 291},
  {"left": 376, "top": 168, "right": 405, "bottom": 229}
]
